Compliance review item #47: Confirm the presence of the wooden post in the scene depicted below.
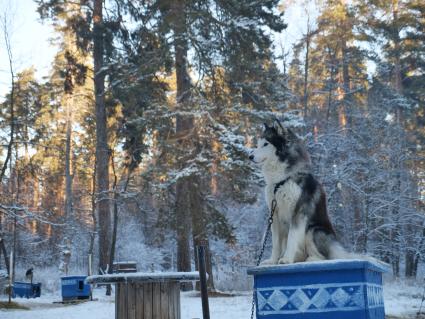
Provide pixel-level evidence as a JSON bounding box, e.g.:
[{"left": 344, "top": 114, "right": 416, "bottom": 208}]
[
  {"left": 88, "top": 254, "right": 93, "bottom": 301},
  {"left": 8, "top": 251, "right": 13, "bottom": 303},
  {"left": 197, "top": 246, "right": 210, "bottom": 319}
]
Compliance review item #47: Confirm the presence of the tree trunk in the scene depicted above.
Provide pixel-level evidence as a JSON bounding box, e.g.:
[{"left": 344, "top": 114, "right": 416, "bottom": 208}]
[
  {"left": 0, "top": 209, "right": 9, "bottom": 275},
  {"left": 325, "top": 51, "right": 336, "bottom": 126},
  {"left": 65, "top": 99, "right": 73, "bottom": 226},
  {"left": 108, "top": 154, "right": 131, "bottom": 279},
  {"left": 0, "top": 238, "right": 9, "bottom": 275},
  {"left": 191, "top": 185, "right": 214, "bottom": 290},
  {"left": 392, "top": 0, "right": 403, "bottom": 95},
  {"left": 62, "top": 96, "right": 73, "bottom": 272},
  {"left": 172, "top": 0, "right": 195, "bottom": 291},
  {"left": 341, "top": 39, "right": 352, "bottom": 128},
  {"left": 88, "top": 157, "right": 97, "bottom": 258},
  {"left": 175, "top": 177, "right": 193, "bottom": 291},
  {"left": 0, "top": 15, "right": 14, "bottom": 276},
  {"left": 303, "top": 22, "right": 310, "bottom": 119},
  {"left": 405, "top": 250, "right": 416, "bottom": 278},
  {"left": 93, "top": 0, "right": 111, "bottom": 278},
  {"left": 12, "top": 215, "right": 17, "bottom": 282},
  {"left": 0, "top": 18, "right": 15, "bottom": 184}
]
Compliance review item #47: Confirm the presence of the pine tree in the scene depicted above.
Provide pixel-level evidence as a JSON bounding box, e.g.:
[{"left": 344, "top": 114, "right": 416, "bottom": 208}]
[
  {"left": 358, "top": 0, "right": 425, "bottom": 276},
  {"left": 107, "top": 0, "right": 285, "bottom": 290},
  {"left": 37, "top": 0, "right": 112, "bottom": 279},
  {"left": 292, "top": 0, "right": 368, "bottom": 128}
]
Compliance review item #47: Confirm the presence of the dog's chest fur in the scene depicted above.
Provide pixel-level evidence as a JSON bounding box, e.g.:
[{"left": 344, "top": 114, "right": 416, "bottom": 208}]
[{"left": 265, "top": 180, "right": 302, "bottom": 224}]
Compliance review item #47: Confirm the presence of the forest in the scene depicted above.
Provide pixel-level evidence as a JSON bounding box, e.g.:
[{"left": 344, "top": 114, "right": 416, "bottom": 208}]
[{"left": 0, "top": 0, "right": 424, "bottom": 295}]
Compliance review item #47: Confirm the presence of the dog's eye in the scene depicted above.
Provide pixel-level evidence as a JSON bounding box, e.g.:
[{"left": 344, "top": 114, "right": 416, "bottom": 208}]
[{"left": 263, "top": 142, "right": 269, "bottom": 147}]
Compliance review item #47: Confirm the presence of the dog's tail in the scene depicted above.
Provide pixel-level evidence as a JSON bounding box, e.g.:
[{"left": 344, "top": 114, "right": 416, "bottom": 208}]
[{"left": 329, "top": 241, "right": 389, "bottom": 267}]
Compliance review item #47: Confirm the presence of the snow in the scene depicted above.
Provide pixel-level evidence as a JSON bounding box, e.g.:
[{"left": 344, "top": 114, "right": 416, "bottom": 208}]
[
  {"left": 385, "top": 113, "right": 395, "bottom": 123},
  {"left": 86, "top": 271, "right": 200, "bottom": 284},
  {"left": 1, "top": 279, "right": 422, "bottom": 318},
  {"left": 248, "top": 258, "right": 391, "bottom": 275}
]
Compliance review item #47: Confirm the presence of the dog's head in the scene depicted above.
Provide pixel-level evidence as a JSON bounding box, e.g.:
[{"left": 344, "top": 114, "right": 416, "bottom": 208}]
[{"left": 249, "top": 121, "right": 302, "bottom": 165}]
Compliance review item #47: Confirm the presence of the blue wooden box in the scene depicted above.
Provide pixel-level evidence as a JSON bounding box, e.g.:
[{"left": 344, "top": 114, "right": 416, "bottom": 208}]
[
  {"left": 12, "top": 282, "right": 41, "bottom": 298},
  {"left": 61, "top": 275, "right": 91, "bottom": 301},
  {"left": 247, "top": 260, "right": 390, "bottom": 319}
]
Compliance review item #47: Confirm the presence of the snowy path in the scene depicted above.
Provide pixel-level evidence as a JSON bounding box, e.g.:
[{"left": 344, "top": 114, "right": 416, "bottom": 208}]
[{"left": 0, "top": 281, "right": 422, "bottom": 319}]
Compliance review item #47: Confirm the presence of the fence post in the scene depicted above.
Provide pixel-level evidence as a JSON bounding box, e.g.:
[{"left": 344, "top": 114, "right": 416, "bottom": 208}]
[
  {"left": 197, "top": 245, "right": 210, "bottom": 319},
  {"left": 88, "top": 254, "right": 93, "bottom": 301},
  {"left": 8, "top": 251, "right": 13, "bottom": 303}
]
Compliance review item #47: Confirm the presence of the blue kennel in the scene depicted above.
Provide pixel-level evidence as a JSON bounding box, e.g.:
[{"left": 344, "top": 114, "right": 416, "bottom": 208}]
[
  {"left": 247, "top": 259, "right": 390, "bottom": 319},
  {"left": 12, "top": 281, "right": 41, "bottom": 298},
  {"left": 61, "top": 275, "right": 91, "bottom": 301}
]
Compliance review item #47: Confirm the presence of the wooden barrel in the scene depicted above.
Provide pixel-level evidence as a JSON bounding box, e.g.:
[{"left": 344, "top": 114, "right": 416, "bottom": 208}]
[
  {"left": 116, "top": 282, "right": 180, "bottom": 319},
  {"left": 86, "top": 272, "right": 199, "bottom": 319}
]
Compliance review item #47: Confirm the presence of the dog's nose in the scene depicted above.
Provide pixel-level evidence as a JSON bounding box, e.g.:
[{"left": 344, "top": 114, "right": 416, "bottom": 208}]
[{"left": 249, "top": 155, "right": 254, "bottom": 161}]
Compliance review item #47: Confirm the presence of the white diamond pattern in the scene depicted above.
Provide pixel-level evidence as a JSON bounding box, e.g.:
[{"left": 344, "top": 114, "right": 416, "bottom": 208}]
[
  {"left": 331, "top": 288, "right": 350, "bottom": 307},
  {"left": 268, "top": 290, "right": 288, "bottom": 310},
  {"left": 256, "top": 283, "right": 383, "bottom": 315},
  {"left": 311, "top": 288, "right": 331, "bottom": 309},
  {"left": 257, "top": 291, "right": 267, "bottom": 311},
  {"left": 290, "top": 289, "right": 311, "bottom": 312}
]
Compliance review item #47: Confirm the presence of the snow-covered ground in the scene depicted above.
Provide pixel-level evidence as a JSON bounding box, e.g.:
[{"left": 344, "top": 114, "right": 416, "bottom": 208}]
[{"left": 0, "top": 280, "right": 423, "bottom": 319}]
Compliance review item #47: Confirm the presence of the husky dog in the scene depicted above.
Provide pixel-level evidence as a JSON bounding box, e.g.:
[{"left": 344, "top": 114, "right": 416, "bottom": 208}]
[{"left": 249, "top": 122, "right": 348, "bottom": 265}]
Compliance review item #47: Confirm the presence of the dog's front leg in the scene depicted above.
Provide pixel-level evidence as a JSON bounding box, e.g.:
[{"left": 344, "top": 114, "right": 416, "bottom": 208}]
[
  {"left": 260, "top": 221, "right": 282, "bottom": 265},
  {"left": 279, "top": 216, "right": 307, "bottom": 264}
]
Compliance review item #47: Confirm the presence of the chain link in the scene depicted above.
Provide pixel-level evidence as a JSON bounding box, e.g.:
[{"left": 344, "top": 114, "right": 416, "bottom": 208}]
[{"left": 250, "top": 199, "right": 277, "bottom": 319}]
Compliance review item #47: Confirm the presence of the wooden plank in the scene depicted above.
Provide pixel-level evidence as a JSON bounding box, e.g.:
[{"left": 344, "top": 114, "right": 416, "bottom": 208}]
[
  {"left": 143, "top": 283, "right": 153, "bottom": 319},
  {"left": 115, "top": 284, "right": 120, "bottom": 319},
  {"left": 119, "top": 283, "right": 128, "bottom": 319},
  {"left": 174, "top": 283, "right": 180, "bottom": 319},
  {"left": 168, "top": 282, "right": 173, "bottom": 319},
  {"left": 124, "top": 283, "right": 129, "bottom": 319},
  {"left": 152, "top": 283, "right": 161, "bottom": 318},
  {"left": 128, "top": 283, "right": 136, "bottom": 319},
  {"left": 159, "top": 282, "right": 169, "bottom": 319},
  {"left": 168, "top": 282, "right": 180, "bottom": 319},
  {"left": 115, "top": 284, "right": 123, "bottom": 319},
  {"left": 118, "top": 283, "right": 123, "bottom": 319},
  {"left": 135, "top": 283, "right": 144, "bottom": 319}
]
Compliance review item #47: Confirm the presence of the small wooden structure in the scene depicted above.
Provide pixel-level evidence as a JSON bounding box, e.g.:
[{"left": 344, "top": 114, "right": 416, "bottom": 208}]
[
  {"left": 113, "top": 261, "right": 137, "bottom": 273},
  {"left": 86, "top": 272, "right": 200, "bottom": 319}
]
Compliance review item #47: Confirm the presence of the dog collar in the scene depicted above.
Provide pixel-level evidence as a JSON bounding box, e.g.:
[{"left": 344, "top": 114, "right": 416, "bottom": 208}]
[{"left": 273, "top": 177, "right": 291, "bottom": 194}]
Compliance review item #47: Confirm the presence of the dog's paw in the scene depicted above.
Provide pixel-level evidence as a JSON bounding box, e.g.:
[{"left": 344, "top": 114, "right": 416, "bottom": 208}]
[
  {"left": 278, "top": 256, "right": 293, "bottom": 264},
  {"left": 260, "top": 258, "right": 276, "bottom": 266},
  {"left": 305, "top": 256, "right": 323, "bottom": 262}
]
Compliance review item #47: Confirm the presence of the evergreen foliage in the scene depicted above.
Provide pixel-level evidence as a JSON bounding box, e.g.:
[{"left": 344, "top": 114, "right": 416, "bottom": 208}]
[{"left": 0, "top": 0, "right": 423, "bottom": 288}]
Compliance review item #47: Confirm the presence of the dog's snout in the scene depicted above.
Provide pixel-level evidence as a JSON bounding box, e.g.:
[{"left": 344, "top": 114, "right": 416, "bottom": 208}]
[{"left": 249, "top": 154, "right": 254, "bottom": 161}]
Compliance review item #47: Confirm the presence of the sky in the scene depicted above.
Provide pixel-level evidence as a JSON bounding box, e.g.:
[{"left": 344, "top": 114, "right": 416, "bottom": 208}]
[
  {"left": 0, "top": 0, "right": 309, "bottom": 101},
  {"left": 0, "top": 0, "right": 57, "bottom": 100}
]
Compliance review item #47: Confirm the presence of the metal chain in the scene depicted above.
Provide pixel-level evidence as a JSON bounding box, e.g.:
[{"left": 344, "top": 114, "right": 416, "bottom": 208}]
[{"left": 250, "top": 199, "right": 277, "bottom": 319}]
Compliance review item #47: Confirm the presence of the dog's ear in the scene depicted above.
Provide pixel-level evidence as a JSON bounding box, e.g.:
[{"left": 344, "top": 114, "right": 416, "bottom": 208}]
[
  {"left": 262, "top": 123, "right": 277, "bottom": 140},
  {"left": 286, "top": 127, "right": 299, "bottom": 141},
  {"left": 273, "top": 119, "right": 299, "bottom": 142},
  {"left": 273, "top": 119, "right": 287, "bottom": 136}
]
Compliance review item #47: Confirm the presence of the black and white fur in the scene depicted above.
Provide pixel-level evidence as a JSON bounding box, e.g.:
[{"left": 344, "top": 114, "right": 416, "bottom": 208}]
[{"left": 249, "top": 122, "right": 349, "bottom": 265}]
